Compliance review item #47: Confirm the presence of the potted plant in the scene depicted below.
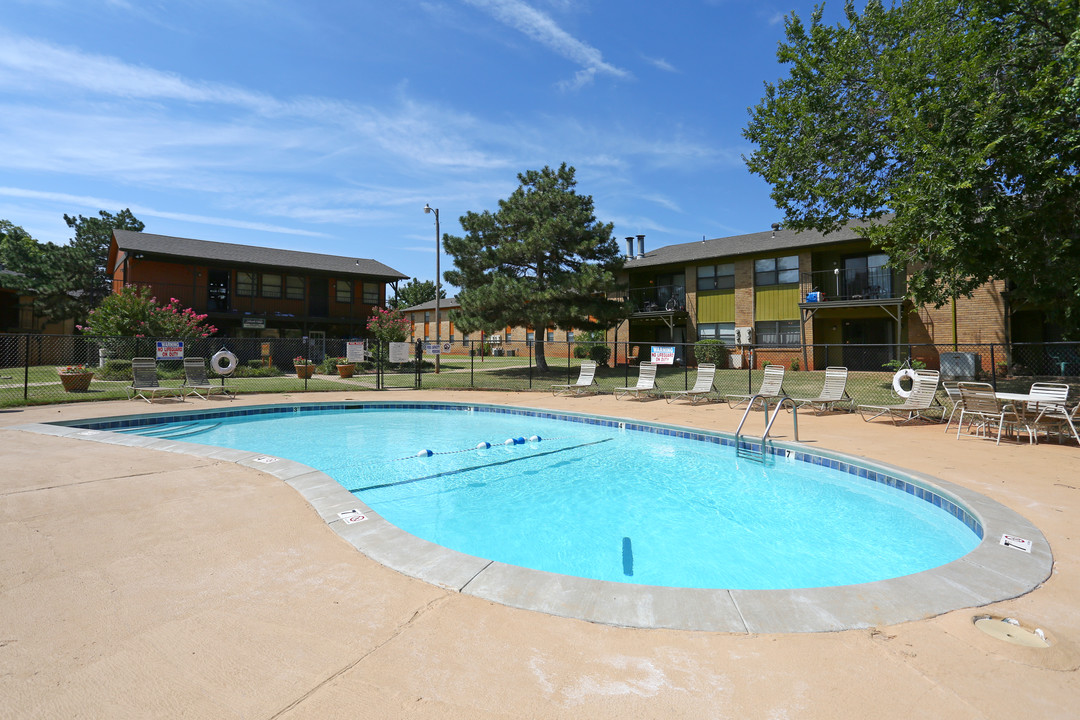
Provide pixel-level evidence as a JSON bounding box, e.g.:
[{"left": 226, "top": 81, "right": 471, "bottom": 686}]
[
  {"left": 58, "top": 364, "right": 94, "bottom": 392},
  {"left": 293, "top": 356, "right": 315, "bottom": 379},
  {"left": 334, "top": 357, "right": 356, "bottom": 378}
]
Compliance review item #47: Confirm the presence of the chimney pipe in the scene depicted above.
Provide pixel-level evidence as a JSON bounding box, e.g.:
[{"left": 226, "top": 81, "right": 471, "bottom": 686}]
[
  {"left": 625, "top": 236, "right": 634, "bottom": 258},
  {"left": 636, "top": 234, "right": 645, "bottom": 258}
]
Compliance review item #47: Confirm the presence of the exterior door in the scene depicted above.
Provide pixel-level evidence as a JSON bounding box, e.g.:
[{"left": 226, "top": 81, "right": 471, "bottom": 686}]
[
  {"left": 309, "top": 278, "right": 329, "bottom": 317},
  {"left": 207, "top": 269, "right": 230, "bottom": 312},
  {"left": 841, "top": 319, "right": 894, "bottom": 370}
]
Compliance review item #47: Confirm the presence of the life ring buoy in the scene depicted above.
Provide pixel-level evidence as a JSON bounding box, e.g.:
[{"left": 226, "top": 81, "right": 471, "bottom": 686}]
[
  {"left": 211, "top": 349, "right": 238, "bottom": 376},
  {"left": 892, "top": 368, "right": 917, "bottom": 398}
]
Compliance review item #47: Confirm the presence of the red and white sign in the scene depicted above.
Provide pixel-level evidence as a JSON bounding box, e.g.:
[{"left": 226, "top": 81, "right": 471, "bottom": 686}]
[
  {"left": 338, "top": 509, "right": 367, "bottom": 524},
  {"left": 156, "top": 340, "right": 184, "bottom": 359}
]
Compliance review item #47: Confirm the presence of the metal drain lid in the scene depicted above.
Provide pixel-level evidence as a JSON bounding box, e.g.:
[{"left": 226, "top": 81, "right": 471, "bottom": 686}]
[{"left": 973, "top": 616, "right": 1050, "bottom": 648}]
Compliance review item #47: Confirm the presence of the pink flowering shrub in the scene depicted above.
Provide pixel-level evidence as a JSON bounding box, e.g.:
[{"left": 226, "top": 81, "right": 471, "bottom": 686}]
[
  {"left": 366, "top": 306, "right": 411, "bottom": 343},
  {"left": 77, "top": 285, "right": 218, "bottom": 338}
]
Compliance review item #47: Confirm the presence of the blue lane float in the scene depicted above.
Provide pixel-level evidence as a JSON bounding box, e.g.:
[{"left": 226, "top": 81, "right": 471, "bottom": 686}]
[
  {"left": 416, "top": 449, "right": 433, "bottom": 457},
  {"left": 476, "top": 441, "right": 491, "bottom": 449}
]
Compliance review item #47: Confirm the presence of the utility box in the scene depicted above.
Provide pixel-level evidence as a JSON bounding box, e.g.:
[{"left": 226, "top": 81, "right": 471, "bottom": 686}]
[
  {"left": 734, "top": 326, "right": 754, "bottom": 346},
  {"left": 941, "top": 351, "right": 981, "bottom": 380}
]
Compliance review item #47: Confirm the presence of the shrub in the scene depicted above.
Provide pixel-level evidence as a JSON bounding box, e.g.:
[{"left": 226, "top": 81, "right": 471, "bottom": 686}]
[
  {"left": 694, "top": 339, "right": 727, "bottom": 367},
  {"left": 96, "top": 358, "right": 132, "bottom": 380},
  {"left": 588, "top": 344, "right": 611, "bottom": 366}
]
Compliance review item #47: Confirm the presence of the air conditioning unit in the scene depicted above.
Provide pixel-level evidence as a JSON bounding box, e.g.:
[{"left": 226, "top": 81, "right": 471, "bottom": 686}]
[
  {"left": 734, "top": 327, "right": 754, "bottom": 346},
  {"left": 489, "top": 334, "right": 501, "bottom": 343}
]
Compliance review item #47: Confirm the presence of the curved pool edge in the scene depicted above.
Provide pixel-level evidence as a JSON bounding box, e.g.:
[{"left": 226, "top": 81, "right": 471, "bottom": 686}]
[{"left": 16, "top": 400, "right": 1053, "bottom": 633}]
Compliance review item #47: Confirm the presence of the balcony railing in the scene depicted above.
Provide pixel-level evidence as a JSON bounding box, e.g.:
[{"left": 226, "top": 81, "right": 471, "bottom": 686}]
[
  {"left": 801, "top": 267, "right": 902, "bottom": 302},
  {"left": 624, "top": 285, "right": 689, "bottom": 314},
  {"left": 117, "top": 280, "right": 369, "bottom": 321}
]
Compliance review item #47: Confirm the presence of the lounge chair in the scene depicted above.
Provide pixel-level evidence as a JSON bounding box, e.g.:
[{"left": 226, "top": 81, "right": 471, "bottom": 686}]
[
  {"left": 954, "top": 382, "right": 1028, "bottom": 445},
  {"left": 551, "top": 361, "right": 598, "bottom": 396},
  {"left": 664, "top": 363, "right": 718, "bottom": 404},
  {"left": 613, "top": 362, "right": 660, "bottom": 400},
  {"left": 725, "top": 364, "right": 785, "bottom": 410},
  {"left": 789, "top": 366, "right": 853, "bottom": 414},
  {"left": 128, "top": 357, "right": 184, "bottom": 403},
  {"left": 182, "top": 357, "right": 234, "bottom": 400},
  {"left": 857, "top": 369, "right": 941, "bottom": 424},
  {"left": 1018, "top": 383, "right": 1074, "bottom": 444},
  {"left": 941, "top": 381, "right": 963, "bottom": 433}
]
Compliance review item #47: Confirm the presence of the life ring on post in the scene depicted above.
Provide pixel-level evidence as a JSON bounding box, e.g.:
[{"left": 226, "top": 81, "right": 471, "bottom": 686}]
[
  {"left": 892, "top": 368, "right": 917, "bottom": 398},
  {"left": 211, "top": 349, "right": 239, "bottom": 376}
]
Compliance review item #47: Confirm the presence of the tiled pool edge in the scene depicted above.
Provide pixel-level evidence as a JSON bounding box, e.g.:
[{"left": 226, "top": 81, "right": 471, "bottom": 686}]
[{"left": 15, "top": 401, "right": 1053, "bottom": 633}]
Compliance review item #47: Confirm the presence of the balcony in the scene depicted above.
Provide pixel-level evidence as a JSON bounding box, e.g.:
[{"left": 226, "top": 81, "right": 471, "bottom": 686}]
[
  {"left": 625, "top": 285, "right": 689, "bottom": 315},
  {"left": 801, "top": 267, "right": 903, "bottom": 303}
]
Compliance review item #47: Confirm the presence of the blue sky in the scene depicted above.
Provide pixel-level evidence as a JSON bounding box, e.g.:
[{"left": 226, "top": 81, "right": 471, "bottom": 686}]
[{"left": 0, "top": 0, "right": 844, "bottom": 289}]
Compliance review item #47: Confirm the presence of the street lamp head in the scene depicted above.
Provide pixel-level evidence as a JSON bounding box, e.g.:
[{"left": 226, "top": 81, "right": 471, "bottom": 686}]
[{"left": 424, "top": 204, "right": 433, "bottom": 214}]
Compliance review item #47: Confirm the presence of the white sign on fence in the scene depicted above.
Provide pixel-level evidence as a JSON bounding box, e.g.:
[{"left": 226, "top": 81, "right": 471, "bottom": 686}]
[
  {"left": 651, "top": 346, "right": 675, "bottom": 365},
  {"left": 388, "top": 342, "right": 412, "bottom": 363},
  {"left": 346, "top": 341, "right": 366, "bottom": 362},
  {"left": 424, "top": 343, "right": 442, "bottom": 355},
  {"left": 156, "top": 340, "right": 184, "bottom": 360}
]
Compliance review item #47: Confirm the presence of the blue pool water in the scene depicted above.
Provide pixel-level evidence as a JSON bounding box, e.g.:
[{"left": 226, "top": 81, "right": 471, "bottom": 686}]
[{"left": 113, "top": 406, "right": 980, "bottom": 590}]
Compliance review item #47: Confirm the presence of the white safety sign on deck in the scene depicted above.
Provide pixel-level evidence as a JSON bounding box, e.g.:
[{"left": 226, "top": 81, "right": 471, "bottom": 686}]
[{"left": 338, "top": 509, "right": 368, "bottom": 524}]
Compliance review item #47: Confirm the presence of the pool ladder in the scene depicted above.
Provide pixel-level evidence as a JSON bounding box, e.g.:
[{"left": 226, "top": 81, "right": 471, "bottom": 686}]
[{"left": 734, "top": 395, "right": 799, "bottom": 462}]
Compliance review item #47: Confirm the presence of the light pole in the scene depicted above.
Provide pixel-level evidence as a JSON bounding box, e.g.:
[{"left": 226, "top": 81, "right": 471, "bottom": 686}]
[{"left": 423, "top": 203, "right": 441, "bottom": 373}]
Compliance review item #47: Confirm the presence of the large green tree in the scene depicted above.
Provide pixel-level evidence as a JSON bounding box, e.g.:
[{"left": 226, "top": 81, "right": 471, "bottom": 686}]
[
  {"left": 744, "top": 0, "right": 1080, "bottom": 334},
  {"left": 443, "top": 163, "right": 628, "bottom": 372},
  {"left": 388, "top": 277, "right": 445, "bottom": 310},
  {"left": 0, "top": 210, "right": 143, "bottom": 323}
]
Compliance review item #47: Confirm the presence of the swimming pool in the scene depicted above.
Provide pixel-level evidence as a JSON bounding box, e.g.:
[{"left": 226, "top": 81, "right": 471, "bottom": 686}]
[
  {"left": 102, "top": 405, "right": 979, "bottom": 590},
  {"left": 33, "top": 400, "right": 1052, "bottom": 632}
]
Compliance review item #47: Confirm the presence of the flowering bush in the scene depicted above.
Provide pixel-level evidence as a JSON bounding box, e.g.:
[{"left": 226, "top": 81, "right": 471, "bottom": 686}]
[
  {"left": 77, "top": 285, "right": 218, "bottom": 338},
  {"left": 293, "top": 356, "right": 315, "bottom": 366},
  {"left": 366, "top": 306, "right": 411, "bottom": 343},
  {"left": 58, "top": 364, "right": 92, "bottom": 375}
]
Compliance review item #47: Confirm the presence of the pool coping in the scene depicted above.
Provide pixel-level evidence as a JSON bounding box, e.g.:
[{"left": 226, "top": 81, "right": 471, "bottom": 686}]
[{"left": 14, "top": 400, "right": 1053, "bottom": 633}]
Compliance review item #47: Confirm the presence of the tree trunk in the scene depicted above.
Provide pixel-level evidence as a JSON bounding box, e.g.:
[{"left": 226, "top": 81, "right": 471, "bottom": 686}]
[{"left": 535, "top": 337, "right": 548, "bottom": 372}]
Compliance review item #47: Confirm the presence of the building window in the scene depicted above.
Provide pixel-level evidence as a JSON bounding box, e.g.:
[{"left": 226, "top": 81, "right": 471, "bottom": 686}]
[
  {"left": 261, "top": 273, "right": 282, "bottom": 299},
  {"left": 754, "top": 255, "right": 799, "bottom": 286},
  {"left": 526, "top": 331, "right": 535, "bottom": 344},
  {"left": 424, "top": 311, "right": 430, "bottom": 324},
  {"left": 362, "top": 282, "right": 379, "bottom": 304},
  {"left": 566, "top": 331, "right": 574, "bottom": 343},
  {"left": 236, "top": 271, "right": 256, "bottom": 297},
  {"left": 698, "top": 322, "right": 736, "bottom": 345},
  {"left": 754, "top": 320, "right": 801, "bottom": 346},
  {"left": 697, "top": 263, "right": 735, "bottom": 291},
  {"left": 335, "top": 280, "right": 352, "bottom": 303},
  {"left": 285, "top": 275, "right": 304, "bottom": 300},
  {"left": 546, "top": 330, "right": 554, "bottom": 342}
]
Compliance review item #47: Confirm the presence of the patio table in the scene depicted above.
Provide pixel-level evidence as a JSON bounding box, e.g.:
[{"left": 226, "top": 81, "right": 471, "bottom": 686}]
[{"left": 995, "top": 392, "right": 1078, "bottom": 445}]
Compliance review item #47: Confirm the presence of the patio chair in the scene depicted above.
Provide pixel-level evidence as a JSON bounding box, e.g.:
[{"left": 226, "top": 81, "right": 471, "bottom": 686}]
[
  {"left": 128, "top": 357, "right": 184, "bottom": 403},
  {"left": 1019, "top": 383, "right": 1075, "bottom": 444},
  {"left": 182, "top": 357, "right": 234, "bottom": 400},
  {"left": 725, "top": 364, "right": 785, "bottom": 410},
  {"left": 788, "top": 366, "right": 854, "bottom": 414},
  {"left": 857, "top": 369, "right": 942, "bottom": 424},
  {"left": 954, "top": 382, "right": 1028, "bottom": 445},
  {"left": 613, "top": 362, "right": 660, "bottom": 400},
  {"left": 664, "top": 363, "right": 718, "bottom": 404},
  {"left": 551, "top": 361, "right": 598, "bottom": 396},
  {"left": 941, "top": 381, "right": 963, "bottom": 433}
]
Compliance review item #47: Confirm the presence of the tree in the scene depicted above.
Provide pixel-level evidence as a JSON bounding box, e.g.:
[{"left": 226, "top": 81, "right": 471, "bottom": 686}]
[
  {"left": 77, "top": 285, "right": 217, "bottom": 338},
  {"left": 388, "top": 277, "right": 445, "bottom": 310},
  {"left": 366, "top": 306, "right": 412, "bottom": 343},
  {"left": 743, "top": 0, "right": 1080, "bottom": 334},
  {"left": 0, "top": 210, "right": 144, "bottom": 323},
  {"left": 443, "top": 163, "right": 628, "bottom": 372}
]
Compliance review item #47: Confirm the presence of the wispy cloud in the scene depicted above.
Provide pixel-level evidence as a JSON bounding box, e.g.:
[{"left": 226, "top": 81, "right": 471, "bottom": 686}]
[
  {"left": 462, "top": 0, "right": 630, "bottom": 88},
  {"left": 643, "top": 56, "right": 678, "bottom": 73},
  {"left": 0, "top": 187, "right": 328, "bottom": 237}
]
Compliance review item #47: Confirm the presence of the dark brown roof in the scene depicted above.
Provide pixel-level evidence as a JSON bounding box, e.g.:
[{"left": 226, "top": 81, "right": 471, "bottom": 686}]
[
  {"left": 623, "top": 218, "right": 889, "bottom": 270},
  {"left": 113, "top": 229, "right": 408, "bottom": 280}
]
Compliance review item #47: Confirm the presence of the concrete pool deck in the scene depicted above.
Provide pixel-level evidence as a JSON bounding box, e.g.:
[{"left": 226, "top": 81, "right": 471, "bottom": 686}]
[{"left": 2, "top": 391, "right": 1079, "bottom": 718}]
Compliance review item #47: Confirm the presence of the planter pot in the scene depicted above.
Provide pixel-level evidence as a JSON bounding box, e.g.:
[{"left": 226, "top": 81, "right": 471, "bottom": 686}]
[
  {"left": 60, "top": 373, "right": 93, "bottom": 392},
  {"left": 295, "top": 364, "right": 315, "bottom": 379},
  {"left": 336, "top": 364, "right": 356, "bottom": 378}
]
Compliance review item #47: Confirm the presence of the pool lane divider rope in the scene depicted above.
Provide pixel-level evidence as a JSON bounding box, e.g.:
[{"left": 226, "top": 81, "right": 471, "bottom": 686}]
[
  {"left": 352, "top": 437, "right": 613, "bottom": 493},
  {"left": 397, "top": 435, "right": 575, "bottom": 462}
]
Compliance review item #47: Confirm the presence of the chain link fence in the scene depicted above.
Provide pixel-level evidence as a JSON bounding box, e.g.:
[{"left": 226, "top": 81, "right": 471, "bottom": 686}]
[{"left": 2, "top": 333, "right": 1078, "bottom": 409}]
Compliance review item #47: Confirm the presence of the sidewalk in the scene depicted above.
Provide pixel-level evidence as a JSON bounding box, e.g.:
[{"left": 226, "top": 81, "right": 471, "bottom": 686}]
[{"left": 2, "top": 391, "right": 1078, "bottom": 719}]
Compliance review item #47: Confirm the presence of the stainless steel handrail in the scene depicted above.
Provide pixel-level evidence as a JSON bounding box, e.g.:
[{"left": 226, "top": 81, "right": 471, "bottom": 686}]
[{"left": 734, "top": 394, "right": 799, "bottom": 452}]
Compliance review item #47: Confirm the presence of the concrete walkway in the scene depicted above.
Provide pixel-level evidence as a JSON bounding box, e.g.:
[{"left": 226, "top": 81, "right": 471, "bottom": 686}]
[{"left": 2, "top": 391, "right": 1078, "bottom": 719}]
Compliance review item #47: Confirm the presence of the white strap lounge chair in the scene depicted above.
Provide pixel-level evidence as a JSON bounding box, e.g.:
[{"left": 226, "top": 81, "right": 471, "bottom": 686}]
[
  {"left": 941, "top": 381, "right": 964, "bottom": 433},
  {"left": 725, "top": 364, "right": 785, "bottom": 409},
  {"left": 128, "top": 357, "right": 184, "bottom": 403},
  {"left": 664, "top": 363, "right": 718, "bottom": 404},
  {"left": 1018, "top": 383, "right": 1075, "bottom": 444},
  {"left": 955, "top": 382, "right": 1028, "bottom": 445},
  {"left": 857, "top": 369, "right": 942, "bottom": 424},
  {"left": 613, "top": 362, "right": 660, "bottom": 400},
  {"left": 182, "top": 357, "right": 234, "bottom": 400},
  {"left": 551, "top": 361, "right": 598, "bottom": 396},
  {"left": 789, "top": 366, "right": 854, "bottom": 414}
]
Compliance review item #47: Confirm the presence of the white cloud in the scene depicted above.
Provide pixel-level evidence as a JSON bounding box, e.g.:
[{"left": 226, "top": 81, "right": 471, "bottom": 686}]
[
  {"left": 644, "top": 56, "right": 678, "bottom": 73},
  {"left": 463, "top": 0, "right": 630, "bottom": 87}
]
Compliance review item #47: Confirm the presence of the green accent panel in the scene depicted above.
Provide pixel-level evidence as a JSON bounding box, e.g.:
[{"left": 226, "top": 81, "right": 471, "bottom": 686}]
[
  {"left": 755, "top": 284, "right": 800, "bottom": 321},
  {"left": 696, "top": 290, "right": 735, "bottom": 322}
]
